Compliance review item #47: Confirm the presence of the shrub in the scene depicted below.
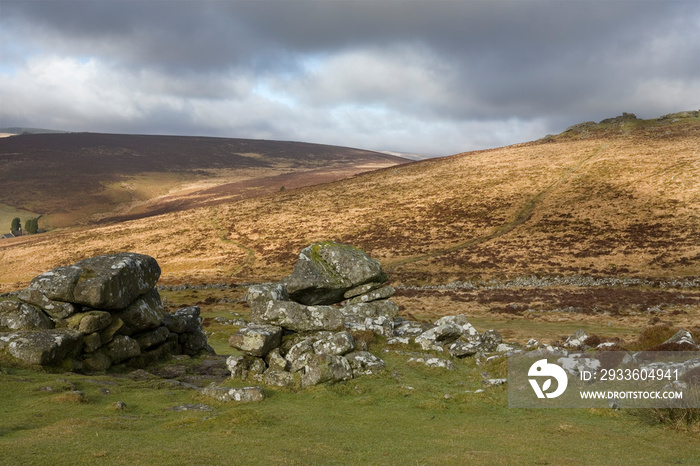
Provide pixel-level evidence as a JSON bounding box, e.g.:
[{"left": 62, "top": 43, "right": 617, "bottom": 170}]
[
  {"left": 629, "top": 324, "right": 678, "bottom": 351},
  {"left": 633, "top": 403, "right": 700, "bottom": 433}
]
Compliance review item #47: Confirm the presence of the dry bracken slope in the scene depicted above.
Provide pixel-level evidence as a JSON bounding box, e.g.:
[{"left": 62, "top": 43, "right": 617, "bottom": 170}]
[{"left": 1, "top": 115, "right": 698, "bottom": 290}]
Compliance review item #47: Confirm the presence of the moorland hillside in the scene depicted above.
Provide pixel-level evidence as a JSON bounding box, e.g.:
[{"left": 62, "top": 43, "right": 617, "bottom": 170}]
[
  {"left": 0, "top": 112, "right": 698, "bottom": 291},
  {"left": 0, "top": 132, "right": 406, "bottom": 229}
]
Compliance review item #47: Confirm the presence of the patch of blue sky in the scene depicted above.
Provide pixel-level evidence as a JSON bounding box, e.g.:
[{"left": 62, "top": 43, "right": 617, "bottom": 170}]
[
  {"left": 0, "top": 61, "right": 17, "bottom": 76},
  {"left": 252, "top": 81, "right": 298, "bottom": 108},
  {"left": 300, "top": 54, "right": 325, "bottom": 74},
  {"left": 0, "top": 44, "right": 29, "bottom": 76},
  {"left": 0, "top": 34, "right": 46, "bottom": 76}
]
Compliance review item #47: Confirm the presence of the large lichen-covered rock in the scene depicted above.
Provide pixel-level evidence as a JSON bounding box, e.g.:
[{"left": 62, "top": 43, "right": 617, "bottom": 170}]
[
  {"left": 341, "top": 300, "right": 399, "bottom": 319},
  {"left": 345, "top": 351, "right": 386, "bottom": 375},
  {"left": 133, "top": 326, "right": 171, "bottom": 351},
  {"left": 265, "top": 348, "right": 289, "bottom": 371},
  {"left": 29, "top": 253, "right": 161, "bottom": 310},
  {"left": 201, "top": 384, "right": 265, "bottom": 403},
  {"left": 162, "top": 306, "right": 201, "bottom": 334},
  {"left": 252, "top": 300, "right": 344, "bottom": 332},
  {"left": 1, "top": 254, "right": 213, "bottom": 373},
  {"left": 0, "top": 300, "right": 54, "bottom": 331},
  {"left": 27, "top": 265, "right": 82, "bottom": 305},
  {"left": 228, "top": 324, "right": 282, "bottom": 358},
  {"left": 246, "top": 283, "right": 289, "bottom": 317},
  {"left": 179, "top": 330, "right": 211, "bottom": 356},
  {"left": 301, "top": 353, "right": 353, "bottom": 387},
  {"left": 0, "top": 329, "right": 83, "bottom": 366},
  {"left": 282, "top": 241, "right": 388, "bottom": 305},
  {"left": 344, "top": 315, "right": 395, "bottom": 337},
  {"left": 114, "top": 289, "right": 164, "bottom": 335},
  {"left": 312, "top": 331, "right": 355, "bottom": 356},
  {"left": 285, "top": 339, "right": 316, "bottom": 372},
  {"left": 480, "top": 329, "right": 503, "bottom": 352},
  {"left": 105, "top": 335, "right": 141, "bottom": 363},
  {"left": 15, "top": 288, "right": 77, "bottom": 319},
  {"left": 262, "top": 370, "right": 298, "bottom": 388},
  {"left": 226, "top": 355, "right": 267, "bottom": 380},
  {"left": 66, "top": 311, "right": 113, "bottom": 334},
  {"left": 346, "top": 286, "right": 396, "bottom": 304}
]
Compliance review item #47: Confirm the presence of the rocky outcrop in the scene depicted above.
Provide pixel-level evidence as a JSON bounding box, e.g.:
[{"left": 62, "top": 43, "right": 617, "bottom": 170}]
[
  {"left": 282, "top": 241, "right": 387, "bottom": 305},
  {"left": 228, "top": 241, "right": 397, "bottom": 387},
  {"left": 228, "top": 241, "right": 514, "bottom": 388},
  {"left": 0, "top": 253, "right": 211, "bottom": 372},
  {"left": 29, "top": 253, "right": 161, "bottom": 310},
  {"left": 651, "top": 329, "right": 699, "bottom": 351},
  {"left": 228, "top": 324, "right": 282, "bottom": 358},
  {"left": 252, "top": 300, "right": 344, "bottom": 332},
  {"left": 0, "top": 329, "right": 84, "bottom": 366}
]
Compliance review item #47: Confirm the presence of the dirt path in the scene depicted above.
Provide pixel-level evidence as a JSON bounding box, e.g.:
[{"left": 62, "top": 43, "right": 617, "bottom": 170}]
[
  {"left": 210, "top": 207, "right": 256, "bottom": 276},
  {"left": 386, "top": 143, "right": 608, "bottom": 272}
]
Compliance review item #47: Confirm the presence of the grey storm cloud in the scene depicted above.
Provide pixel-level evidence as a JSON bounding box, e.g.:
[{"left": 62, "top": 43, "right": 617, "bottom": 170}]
[{"left": 1, "top": 0, "right": 699, "bottom": 156}]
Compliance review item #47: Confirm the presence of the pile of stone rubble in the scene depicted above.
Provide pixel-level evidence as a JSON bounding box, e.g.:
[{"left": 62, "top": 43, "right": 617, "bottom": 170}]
[
  {"left": 0, "top": 253, "right": 211, "bottom": 372},
  {"left": 226, "top": 241, "right": 512, "bottom": 388}
]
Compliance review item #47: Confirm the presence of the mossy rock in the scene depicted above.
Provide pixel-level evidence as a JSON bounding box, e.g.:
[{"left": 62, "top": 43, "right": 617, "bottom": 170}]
[{"left": 282, "top": 241, "right": 387, "bottom": 305}]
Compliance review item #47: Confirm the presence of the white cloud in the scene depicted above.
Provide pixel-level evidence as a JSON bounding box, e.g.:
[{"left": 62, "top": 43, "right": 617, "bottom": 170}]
[
  {"left": 289, "top": 46, "right": 454, "bottom": 112},
  {"left": 2, "top": 1, "right": 698, "bottom": 155},
  {"left": 2, "top": 55, "right": 138, "bottom": 128}
]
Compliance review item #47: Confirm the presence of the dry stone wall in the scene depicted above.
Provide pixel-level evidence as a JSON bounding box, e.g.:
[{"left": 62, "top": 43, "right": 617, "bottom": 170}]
[{"left": 0, "top": 253, "right": 211, "bottom": 372}]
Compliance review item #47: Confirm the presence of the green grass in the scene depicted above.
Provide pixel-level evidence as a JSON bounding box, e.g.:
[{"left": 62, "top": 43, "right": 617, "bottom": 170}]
[
  {"left": 3, "top": 288, "right": 696, "bottom": 464},
  {"left": 1, "top": 350, "right": 699, "bottom": 465}
]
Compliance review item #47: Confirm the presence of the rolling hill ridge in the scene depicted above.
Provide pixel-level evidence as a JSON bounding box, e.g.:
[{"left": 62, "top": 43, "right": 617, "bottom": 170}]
[
  {"left": 0, "top": 132, "right": 407, "bottom": 229},
  {"left": 0, "top": 112, "right": 698, "bottom": 292}
]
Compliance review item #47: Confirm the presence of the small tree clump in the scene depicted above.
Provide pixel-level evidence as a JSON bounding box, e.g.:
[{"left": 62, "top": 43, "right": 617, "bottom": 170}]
[{"left": 24, "top": 218, "right": 39, "bottom": 234}]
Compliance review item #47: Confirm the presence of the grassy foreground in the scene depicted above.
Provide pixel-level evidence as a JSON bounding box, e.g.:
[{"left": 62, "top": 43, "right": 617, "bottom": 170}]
[
  {"left": 2, "top": 282, "right": 698, "bottom": 464},
  {"left": 1, "top": 351, "right": 699, "bottom": 465}
]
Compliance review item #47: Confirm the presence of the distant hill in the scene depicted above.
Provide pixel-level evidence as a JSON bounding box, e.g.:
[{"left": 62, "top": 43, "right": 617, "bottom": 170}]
[
  {"left": 0, "top": 127, "right": 69, "bottom": 135},
  {"left": 0, "top": 112, "right": 698, "bottom": 288},
  {"left": 0, "top": 132, "right": 408, "bottom": 228}
]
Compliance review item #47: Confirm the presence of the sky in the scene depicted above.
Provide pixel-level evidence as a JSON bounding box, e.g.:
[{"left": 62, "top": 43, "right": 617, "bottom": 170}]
[{"left": 1, "top": 1, "right": 699, "bottom": 157}]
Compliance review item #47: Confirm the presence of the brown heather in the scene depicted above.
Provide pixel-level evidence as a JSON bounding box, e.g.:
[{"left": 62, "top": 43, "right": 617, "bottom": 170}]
[{"left": 1, "top": 118, "right": 698, "bottom": 292}]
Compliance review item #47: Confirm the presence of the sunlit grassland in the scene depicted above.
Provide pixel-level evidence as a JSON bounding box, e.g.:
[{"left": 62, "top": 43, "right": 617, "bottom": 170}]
[
  {"left": 1, "top": 349, "right": 698, "bottom": 465},
  {"left": 1, "top": 119, "right": 699, "bottom": 290}
]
